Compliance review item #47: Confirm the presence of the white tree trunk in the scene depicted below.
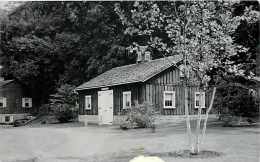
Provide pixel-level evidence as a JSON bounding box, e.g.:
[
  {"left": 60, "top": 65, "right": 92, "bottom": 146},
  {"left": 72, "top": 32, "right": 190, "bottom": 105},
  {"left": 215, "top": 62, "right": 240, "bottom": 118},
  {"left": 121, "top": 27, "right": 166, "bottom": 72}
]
[
  {"left": 194, "top": 90, "right": 203, "bottom": 154},
  {"left": 201, "top": 87, "right": 216, "bottom": 145},
  {"left": 184, "top": 86, "right": 194, "bottom": 153}
]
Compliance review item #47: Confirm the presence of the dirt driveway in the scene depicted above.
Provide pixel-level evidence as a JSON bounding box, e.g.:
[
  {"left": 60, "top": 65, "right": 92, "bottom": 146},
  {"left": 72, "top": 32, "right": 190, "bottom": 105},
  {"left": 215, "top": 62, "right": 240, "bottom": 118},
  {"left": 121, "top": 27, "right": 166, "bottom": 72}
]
[{"left": 0, "top": 120, "right": 259, "bottom": 162}]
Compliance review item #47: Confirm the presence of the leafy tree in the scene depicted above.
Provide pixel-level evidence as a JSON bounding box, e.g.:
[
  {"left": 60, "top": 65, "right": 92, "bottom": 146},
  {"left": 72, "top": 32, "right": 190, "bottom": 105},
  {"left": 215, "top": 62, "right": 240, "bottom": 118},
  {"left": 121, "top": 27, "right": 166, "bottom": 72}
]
[
  {"left": 0, "top": 2, "right": 135, "bottom": 107},
  {"left": 115, "top": 1, "right": 259, "bottom": 154}
]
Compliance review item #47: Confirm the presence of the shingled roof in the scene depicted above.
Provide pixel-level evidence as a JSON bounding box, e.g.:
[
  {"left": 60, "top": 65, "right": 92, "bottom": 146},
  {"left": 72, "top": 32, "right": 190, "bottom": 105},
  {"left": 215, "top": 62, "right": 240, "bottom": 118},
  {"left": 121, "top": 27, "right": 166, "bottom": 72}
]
[{"left": 76, "top": 56, "right": 182, "bottom": 91}]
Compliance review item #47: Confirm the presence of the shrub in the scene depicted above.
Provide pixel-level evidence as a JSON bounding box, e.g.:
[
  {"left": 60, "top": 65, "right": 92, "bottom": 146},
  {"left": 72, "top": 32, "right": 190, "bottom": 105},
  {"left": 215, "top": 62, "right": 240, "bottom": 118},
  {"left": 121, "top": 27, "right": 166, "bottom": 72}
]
[
  {"left": 49, "top": 84, "right": 78, "bottom": 123},
  {"left": 215, "top": 85, "right": 260, "bottom": 118},
  {"left": 120, "top": 101, "right": 159, "bottom": 129},
  {"left": 55, "top": 109, "right": 77, "bottom": 123}
]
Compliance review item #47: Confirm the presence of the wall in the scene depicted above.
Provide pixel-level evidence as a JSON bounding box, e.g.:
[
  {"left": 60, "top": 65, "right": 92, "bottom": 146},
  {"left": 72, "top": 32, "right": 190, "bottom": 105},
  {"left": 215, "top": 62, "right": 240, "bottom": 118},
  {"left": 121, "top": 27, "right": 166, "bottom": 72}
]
[
  {"left": 143, "top": 66, "right": 212, "bottom": 115},
  {"left": 0, "top": 81, "right": 34, "bottom": 114},
  {"left": 78, "top": 66, "right": 213, "bottom": 117}
]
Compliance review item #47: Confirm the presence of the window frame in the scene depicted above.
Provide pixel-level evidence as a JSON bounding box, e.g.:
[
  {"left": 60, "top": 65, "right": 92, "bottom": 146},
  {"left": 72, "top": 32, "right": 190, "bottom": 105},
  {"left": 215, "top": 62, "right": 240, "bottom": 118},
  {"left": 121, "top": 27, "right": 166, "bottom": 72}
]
[
  {"left": 22, "top": 97, "right": 32, "bottom": 108},
  {"left": 85, "top": 95, "right": 92, "bottom": 110},
  {"left": 0, "top": 97, "right": 7, "bottom": 108},
  {"left": 123, "top": 91, "right": 131, "bottom": 109},
  {"left": 163, "top": 91, "right": 176, "bottom": 109},
  {"left": 194, "top": 92, "right": 206, "bottom": 109}
]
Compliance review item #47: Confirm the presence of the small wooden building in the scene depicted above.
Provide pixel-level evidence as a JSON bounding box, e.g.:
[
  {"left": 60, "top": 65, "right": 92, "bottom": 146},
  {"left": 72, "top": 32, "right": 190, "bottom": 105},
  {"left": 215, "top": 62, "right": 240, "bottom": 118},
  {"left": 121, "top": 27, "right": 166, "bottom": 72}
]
[
  {"left": 0, "top": 79, "right": 33, "bottom": 124},
  {"left": 76, "top": 55, "right": 212, "bottom": 125}
]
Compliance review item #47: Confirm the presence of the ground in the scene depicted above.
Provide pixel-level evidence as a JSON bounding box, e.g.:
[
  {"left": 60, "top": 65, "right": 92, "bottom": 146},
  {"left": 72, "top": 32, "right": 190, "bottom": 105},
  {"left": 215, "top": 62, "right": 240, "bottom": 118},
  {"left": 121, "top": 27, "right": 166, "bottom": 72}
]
[{"left": 0, "top": 119, "right": 259, "bottom": 162}]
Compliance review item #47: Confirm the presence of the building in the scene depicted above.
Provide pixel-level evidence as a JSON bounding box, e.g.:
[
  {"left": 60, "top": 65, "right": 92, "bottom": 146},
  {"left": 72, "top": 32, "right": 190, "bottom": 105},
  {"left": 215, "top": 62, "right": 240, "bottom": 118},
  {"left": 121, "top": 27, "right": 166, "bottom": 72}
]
[
  {"left": 76, "top": 53, "right": 212, "bottom": 125},
  {"left": 0, "top": 78, "right": 33, "bottom": 124}
]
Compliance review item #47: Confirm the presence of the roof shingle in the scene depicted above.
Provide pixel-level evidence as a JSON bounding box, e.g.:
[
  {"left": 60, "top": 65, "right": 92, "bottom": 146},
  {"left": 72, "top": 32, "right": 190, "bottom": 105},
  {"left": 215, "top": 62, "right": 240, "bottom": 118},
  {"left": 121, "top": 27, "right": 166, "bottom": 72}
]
[{"left": 76, "top": 56, "right": 182, "bottom": 90}]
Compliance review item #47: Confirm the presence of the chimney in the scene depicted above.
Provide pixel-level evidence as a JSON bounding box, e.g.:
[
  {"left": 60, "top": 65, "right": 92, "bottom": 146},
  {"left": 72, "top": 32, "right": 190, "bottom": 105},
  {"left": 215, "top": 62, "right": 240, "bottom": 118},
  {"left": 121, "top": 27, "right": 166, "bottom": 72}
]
[
  {"left": 136, "top": 46, "right": 152, "bottom": 63},
  {"left": 144, "top": 51, "right": 151, "bottom": 62}
]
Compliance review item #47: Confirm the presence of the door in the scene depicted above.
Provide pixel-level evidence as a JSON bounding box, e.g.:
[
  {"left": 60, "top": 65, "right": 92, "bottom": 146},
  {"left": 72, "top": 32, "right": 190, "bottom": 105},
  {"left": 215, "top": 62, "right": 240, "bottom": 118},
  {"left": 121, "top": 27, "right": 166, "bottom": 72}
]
[{"left": 98, "top": 90, "right": 113, "bottom": 125}]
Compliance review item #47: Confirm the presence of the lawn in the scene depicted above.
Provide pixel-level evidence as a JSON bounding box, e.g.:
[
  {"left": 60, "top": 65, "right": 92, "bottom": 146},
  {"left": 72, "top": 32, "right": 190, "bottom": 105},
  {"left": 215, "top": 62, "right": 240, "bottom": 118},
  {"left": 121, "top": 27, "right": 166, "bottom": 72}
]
[{"left": 0, "top": 119, "right": 259, "bottom": 162}]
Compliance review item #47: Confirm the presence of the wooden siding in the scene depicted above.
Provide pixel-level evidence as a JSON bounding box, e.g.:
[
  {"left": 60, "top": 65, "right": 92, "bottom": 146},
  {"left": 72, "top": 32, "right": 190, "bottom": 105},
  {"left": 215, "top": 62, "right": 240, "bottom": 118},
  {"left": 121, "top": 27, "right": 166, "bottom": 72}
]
[
  {"left": 78, "top": 89, "right": 98, "bottom": 115},
  {"left": 142, "top": 66, "right": 211, "bottom": 115},
  {"left": 78, "top": 65, "right": 213, "bottom": 116},
  {"left": 78, "top": 83, "right": 142, "bottom": 116},
  {"left": 0, "top": 81, "right": 34, "bottom": 114}
]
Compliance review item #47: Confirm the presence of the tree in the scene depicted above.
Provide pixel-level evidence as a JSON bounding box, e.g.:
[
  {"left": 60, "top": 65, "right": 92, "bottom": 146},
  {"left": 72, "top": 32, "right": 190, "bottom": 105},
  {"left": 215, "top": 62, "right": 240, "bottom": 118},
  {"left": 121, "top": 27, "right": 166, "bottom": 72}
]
[
  {"left": 0, "top": 2, "right": 135, "bottom": 107},
  {"left": 49, "top": 84, "right": 78, "bottom": 123},
  {"left": 115, "top": 1, "right": 259, "bottom": 154}
]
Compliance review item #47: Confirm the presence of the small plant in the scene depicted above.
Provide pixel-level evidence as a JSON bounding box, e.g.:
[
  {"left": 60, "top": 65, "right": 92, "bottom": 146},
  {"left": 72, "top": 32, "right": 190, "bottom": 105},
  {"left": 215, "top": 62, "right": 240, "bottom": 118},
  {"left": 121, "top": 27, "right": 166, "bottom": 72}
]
[
  {"left": 49, "top": 84, "right": 78, "bottom": 123},
  {"left": 120, "top": 101, "right": 159, "bottom": 129},
  {"left": 55, "top": 109, "right": 77, "bottom": 123}
]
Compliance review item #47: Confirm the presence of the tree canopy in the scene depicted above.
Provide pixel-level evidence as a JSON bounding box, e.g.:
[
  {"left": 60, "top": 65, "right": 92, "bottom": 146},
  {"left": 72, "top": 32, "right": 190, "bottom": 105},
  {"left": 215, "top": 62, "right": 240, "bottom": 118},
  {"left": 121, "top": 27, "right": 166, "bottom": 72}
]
[{"left": 0, "top": 1, "right": 258, "bottom": 106}]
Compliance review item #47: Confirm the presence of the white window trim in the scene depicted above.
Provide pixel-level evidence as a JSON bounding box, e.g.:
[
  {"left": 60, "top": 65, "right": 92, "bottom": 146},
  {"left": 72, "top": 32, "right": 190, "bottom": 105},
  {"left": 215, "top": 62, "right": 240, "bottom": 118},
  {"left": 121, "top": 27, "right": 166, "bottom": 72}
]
[
  {"left": 5, "top": 115, "right": 13, "bottom": 123},
  {"left": 22, "top": 97, "right": 32, "bottom": 108},
  {"left": 85, "top": 95, "right": 92, "bottom": 110},
  {"left": 195, "top": 92, "right": 206, "bottom": 109},
  {"left": 123, "top": 91, "right": 131, "bottom": 109},
  {"left": 163, "top": 91, "right": 176, "bottom": 109},
  {"left": 0, "top": 97, "right": 7, "bottom": 108}
]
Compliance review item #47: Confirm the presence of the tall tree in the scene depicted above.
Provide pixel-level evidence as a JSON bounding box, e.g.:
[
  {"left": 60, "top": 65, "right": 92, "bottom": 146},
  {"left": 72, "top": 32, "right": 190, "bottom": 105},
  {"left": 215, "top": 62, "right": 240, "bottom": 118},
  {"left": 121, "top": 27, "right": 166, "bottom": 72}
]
[
  {"left": 115, "top": 1, "right": 259, "bottom": 154},
  {"left": 0, "top": 2, "right": 135, "bottom": 106}
]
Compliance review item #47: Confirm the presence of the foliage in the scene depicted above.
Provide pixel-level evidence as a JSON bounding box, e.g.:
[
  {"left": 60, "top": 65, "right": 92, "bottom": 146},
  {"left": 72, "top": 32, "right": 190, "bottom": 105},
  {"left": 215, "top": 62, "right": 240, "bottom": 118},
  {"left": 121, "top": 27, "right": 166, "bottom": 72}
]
[
  {"left": 215, "top": 84, "right": 259, "bottom": 118},
  {"left": 115, "top": 1, "right": 259, "bottom": 154},
  {"left": 55, "top": 109, "right": 78, "bottom": 123},
  {"left": 49, "top": 84, "right": 78, "bottom": 123},
  {"left": 0, "top": 1, "right": 135, "bottom": 106},
  {"left": 115, "top": 1, "right": 260, "bottom": 85},
  {"left": 120, "top": 102, "right": 159, "bottom": 129}
]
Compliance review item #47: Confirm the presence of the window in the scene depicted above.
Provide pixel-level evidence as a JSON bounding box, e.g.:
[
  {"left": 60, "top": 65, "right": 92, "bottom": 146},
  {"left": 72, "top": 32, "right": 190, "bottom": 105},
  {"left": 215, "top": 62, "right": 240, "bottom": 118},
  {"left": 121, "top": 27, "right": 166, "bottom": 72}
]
[
  {"left": 0, "top": 97, "right": 7, "bottom": 108},
  {"left": 85, "top": 95, "right": 91, "bottom": 110},
  {"left": 5, "top": 116, "right": 10, "bottom": 122},
  {"left": 22, "top": 98, "right": 32, "bottom": 108},
  {"left": 164, "top": 91, "right": 176, "bottom": 108},
  {"left": 4, "top": 116, "right": 13, "bottom": 123},
  {"left": 195, "top": 92, "right": 205, "bottom": 108},
  {"left": 123, "top": 91, "right": 131, "bottom": 109}
]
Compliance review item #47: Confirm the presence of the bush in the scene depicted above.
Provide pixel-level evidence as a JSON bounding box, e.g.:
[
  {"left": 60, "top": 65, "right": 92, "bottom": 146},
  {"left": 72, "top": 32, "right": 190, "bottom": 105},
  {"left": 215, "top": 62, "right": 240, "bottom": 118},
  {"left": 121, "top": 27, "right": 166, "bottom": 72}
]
[
  {"left": 49, "top": 84, "right": 78, "bottom": 123},
  {"left": 215, "top": 85, "right": 260, "bottom": 118},
  {"left": 55, "top": 109, "right": 78, "bottom": 123},
  {"left": 120, "top": 101, "right": 159, "bottom": 129}
]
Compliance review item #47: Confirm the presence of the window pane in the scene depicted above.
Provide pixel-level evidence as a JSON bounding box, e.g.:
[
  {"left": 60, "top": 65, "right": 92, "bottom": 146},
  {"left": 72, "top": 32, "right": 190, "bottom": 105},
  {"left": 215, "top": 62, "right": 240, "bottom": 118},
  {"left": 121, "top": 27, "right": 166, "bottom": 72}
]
[
  {"left": 196, "top": 100, "right": 200, "bottom": 107},
  {"left": 165, "top": 100, "right": 172, "bottom": 106}
]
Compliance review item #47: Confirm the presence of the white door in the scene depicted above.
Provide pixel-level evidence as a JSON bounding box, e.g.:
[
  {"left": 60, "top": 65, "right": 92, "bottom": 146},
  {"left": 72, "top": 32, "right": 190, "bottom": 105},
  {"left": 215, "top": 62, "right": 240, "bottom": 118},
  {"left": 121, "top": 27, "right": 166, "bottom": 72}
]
[{"left": 98, "top": 90, "right": 113, "bottom": 125}]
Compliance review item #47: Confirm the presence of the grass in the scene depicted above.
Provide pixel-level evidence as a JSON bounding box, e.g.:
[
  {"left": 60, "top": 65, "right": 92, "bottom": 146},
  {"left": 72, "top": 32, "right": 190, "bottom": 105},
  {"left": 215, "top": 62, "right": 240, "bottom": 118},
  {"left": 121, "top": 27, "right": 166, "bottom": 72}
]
[{"left": 0, "top": 118, "right": 259, "bottom": 162}]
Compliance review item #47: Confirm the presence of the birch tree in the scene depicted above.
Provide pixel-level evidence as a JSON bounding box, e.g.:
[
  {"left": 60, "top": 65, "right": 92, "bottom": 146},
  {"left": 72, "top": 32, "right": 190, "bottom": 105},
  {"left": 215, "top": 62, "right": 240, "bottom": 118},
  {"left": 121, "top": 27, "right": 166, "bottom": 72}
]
[{"left": 115, "top": 1, "right": 259, "bottom": 154}]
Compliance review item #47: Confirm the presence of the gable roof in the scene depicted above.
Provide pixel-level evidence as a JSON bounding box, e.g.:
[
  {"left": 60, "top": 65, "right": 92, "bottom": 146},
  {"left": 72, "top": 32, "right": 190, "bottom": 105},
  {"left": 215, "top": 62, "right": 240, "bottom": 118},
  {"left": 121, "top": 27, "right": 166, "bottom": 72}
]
[
  {"left": 0, "top": 80, "right": 14, "bottom": 87},
  {"left": 76, "top": 55, "right": 182, "bottom": 91}
]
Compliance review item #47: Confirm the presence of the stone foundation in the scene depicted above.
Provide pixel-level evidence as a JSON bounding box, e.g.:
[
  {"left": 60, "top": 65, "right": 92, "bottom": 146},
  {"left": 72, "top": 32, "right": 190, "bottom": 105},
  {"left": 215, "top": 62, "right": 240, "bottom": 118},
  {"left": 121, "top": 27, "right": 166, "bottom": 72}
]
[
  {"left": 78, "top": 114, "right": 218, "bottom": 126},
  {"left": 78, "top": 115, "right": 99, "bottom": 125}
]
